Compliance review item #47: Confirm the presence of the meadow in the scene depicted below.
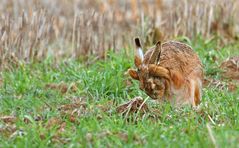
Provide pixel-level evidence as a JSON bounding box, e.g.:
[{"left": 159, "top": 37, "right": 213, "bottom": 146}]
[
  {"left": 1, "top": 36, "right": 239, "bottom": 147},
  {"left": 0, "top": 0, "right": 239, "bottom": 147}
]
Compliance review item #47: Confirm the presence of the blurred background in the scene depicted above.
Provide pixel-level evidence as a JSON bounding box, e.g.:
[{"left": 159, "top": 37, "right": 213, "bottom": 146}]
[{"left": 0, "top": 0, "right": 239, "bottom": 69}]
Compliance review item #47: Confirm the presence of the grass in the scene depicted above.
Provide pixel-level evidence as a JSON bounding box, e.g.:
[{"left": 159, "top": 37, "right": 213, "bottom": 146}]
[{"left": 0, "top": 37, "right": 239, "bottom": 147}]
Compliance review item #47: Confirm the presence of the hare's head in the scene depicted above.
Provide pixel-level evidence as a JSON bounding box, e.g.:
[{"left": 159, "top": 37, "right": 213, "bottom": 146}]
[{"left": 128, "top": 38, "right": 170, "bottom": 100}]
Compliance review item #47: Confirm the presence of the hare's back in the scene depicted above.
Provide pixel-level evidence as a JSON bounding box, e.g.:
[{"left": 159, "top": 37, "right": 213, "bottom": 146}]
[
  {"left": 145, "top": 41, "right": 203, "bottom": 78},
  {"left": 161, "top": 41, "right": 202, "bottom": 78}
]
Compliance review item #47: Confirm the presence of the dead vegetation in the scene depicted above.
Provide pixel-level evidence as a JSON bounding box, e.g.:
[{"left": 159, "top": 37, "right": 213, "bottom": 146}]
[
  {"left": 45, "top": 82, "right": 78, "bottom": 94},
  {"left": 85, "top": 130, "right": 145, "bottom": 144},
  {"left": 116, "top": 97, "right": 149, "bottom": 115},
  {"left": 0, "top": 115, "right": 17, "bottom": 124},
  {"left": 202, "top": 55, "right": 239, "bottom": 92},
  {"left": 203, "top": 77, "right": 238, "bottom": 92},
  {"left": 220, "top": 56, "right": 239, "bottom": 81},
  {"left": 0, "top": 0, "right": 239, "bottom": 69},
  {"left": 0, "top": 78, "right": 3, "bottom": 86},
  {"left": 58, "top": 101, "right": 87, "bottom": 122}
]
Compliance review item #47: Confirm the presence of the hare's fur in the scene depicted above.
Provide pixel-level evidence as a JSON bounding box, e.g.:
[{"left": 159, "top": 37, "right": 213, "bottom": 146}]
[
  {"left": 129, "top": 40, "right": 203, "bottom": 106},
  {"left": 144, "top": 41, "right": 203, "bottom": 79}
]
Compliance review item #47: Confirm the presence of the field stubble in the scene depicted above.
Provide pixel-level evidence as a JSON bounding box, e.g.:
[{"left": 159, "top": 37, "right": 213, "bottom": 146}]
[{"left": 0, "top": 0, "right": 239, "bottom": 69}]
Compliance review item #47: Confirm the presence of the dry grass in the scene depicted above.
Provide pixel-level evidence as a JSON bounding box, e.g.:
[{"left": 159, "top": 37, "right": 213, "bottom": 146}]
[{"left": 0, "top": 0, "right": 239, "bottom": 69}]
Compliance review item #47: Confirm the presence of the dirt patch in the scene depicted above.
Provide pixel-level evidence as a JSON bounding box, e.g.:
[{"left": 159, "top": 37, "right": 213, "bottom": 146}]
[
  {"left": 43, "top": 117, "right": 71, "bottom": 144},
  {"left": 228, "top": 83, "right": 238, "bottom": 92},
  {"left": 45, "top": 117, "right": 63, "bottom": 129},
  {"left": 57, "top": 97, "right": 88, "bottom": 122},
  {"left": 45, "top": 82, "right": 78, "bottom": 94},
  {"left": 58, "top": 102, "right": 86, "bottom": 112},
  {"left": 0, "top": 78, "right": 3, "bottom": 87},
  {"left": 203, "top": 77, "right": 238, "bottom": 92},
  {"left": 96, "top": 100, "right": 114, "bottom": 112},
  {"left": 86, "top": 130, "right": 144, "bottom": 144},
  {"left": 220, "top": 56, "right": 239, "bottom": 81}
]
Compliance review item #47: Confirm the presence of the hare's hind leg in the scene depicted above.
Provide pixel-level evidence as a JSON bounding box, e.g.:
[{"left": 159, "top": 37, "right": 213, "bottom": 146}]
[
  {"left": 194, "top": 79, "right": 202, "bottom": 106},
  {"left": 189, "top": 79, "right": 201, "bottom": 106},
  {"left": 194, "top": 83, "right": 200, "bottom": 105}
]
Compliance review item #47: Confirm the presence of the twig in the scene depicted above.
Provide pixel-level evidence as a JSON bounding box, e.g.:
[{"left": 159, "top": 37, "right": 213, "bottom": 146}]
[{"left": 206, "top": 123, "right": 218, "bottom": 148}]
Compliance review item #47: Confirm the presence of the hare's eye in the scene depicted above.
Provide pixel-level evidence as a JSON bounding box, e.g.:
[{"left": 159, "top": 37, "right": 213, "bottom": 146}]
[{"left": 137, "top": 68, "right": 140, "bottom": 73}]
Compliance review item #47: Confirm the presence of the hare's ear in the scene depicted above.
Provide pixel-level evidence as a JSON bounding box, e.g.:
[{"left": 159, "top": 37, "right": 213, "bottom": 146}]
[
  {"left": 134, "top": 38, "right": 144, "bottom": 68},
  {"left": 128, "top": 69, "right": 139, "bottom": 80},
  {"left": 148, "top": 64, "right": 170, "bottom": 79},
  {"left": 148, "top": 41, "right": 161, "bottom": 65}
]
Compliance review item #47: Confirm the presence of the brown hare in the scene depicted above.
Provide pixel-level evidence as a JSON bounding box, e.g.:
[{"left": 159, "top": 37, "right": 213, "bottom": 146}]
[{"left": 128, "top": 38, "right": 203, "bottom": 106}]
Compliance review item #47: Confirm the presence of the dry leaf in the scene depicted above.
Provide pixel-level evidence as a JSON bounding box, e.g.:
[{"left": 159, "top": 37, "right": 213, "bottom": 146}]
[
  {"left": 46, "top": 117, "right": 62, "bottom": 129},
  {"left": 0, "top": 116, "right": 17, "bottom": 124}
]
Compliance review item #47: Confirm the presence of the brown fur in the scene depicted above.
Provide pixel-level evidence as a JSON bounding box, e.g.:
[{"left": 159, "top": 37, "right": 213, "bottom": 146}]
[
  {"left": 128, "top": 69, "right": 139, "bottom": 80},
  {"left": 148, "top": 64, "right": 170, "bottom": 80},
  {"left": 194, "top": 81, "right": 201, "bottom": 105},
  {"left": 169, "top": 70, "right": 184, "bottom": 89},
  {"left": 134, "top": 56, "right": 142, "bottom": 68}
]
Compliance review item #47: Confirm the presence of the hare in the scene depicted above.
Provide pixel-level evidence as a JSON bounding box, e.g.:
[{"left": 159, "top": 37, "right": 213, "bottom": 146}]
[{"left": 128, "top": 38, "right": 203, "bottom": 106}]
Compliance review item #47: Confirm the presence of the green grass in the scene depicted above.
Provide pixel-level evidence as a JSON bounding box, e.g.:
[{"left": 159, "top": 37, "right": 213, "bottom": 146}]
[{"left": 0, "top": 38, "right": 239, "bottom": 148}]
